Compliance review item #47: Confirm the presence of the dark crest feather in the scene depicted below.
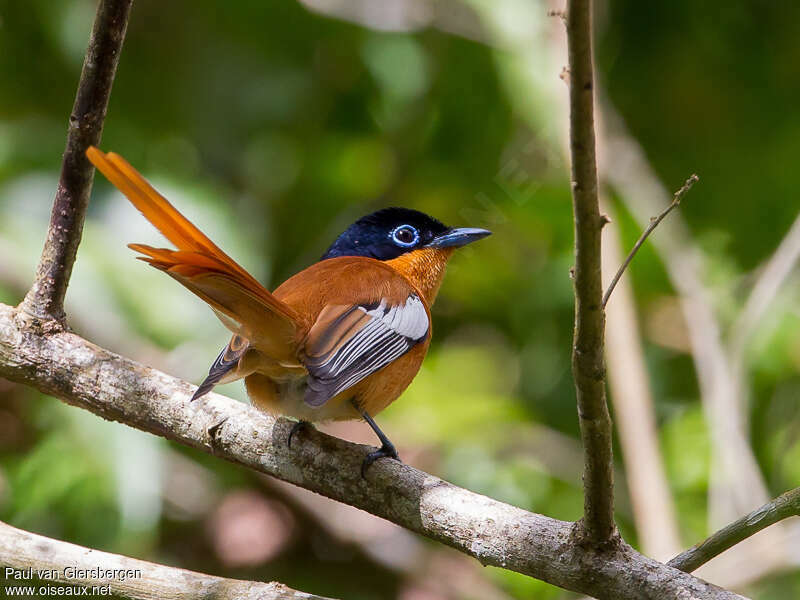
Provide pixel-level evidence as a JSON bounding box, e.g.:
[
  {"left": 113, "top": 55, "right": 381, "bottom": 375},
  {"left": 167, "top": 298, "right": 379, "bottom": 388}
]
[{"left": 322, "top": 207, "right": 449, "bottom": 261}]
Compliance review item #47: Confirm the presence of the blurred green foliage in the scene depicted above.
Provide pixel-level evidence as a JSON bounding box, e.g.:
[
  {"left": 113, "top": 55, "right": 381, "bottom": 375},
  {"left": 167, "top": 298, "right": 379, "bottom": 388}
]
[{"left": 1, "top": 0, "right": 800, "bottom": 598}]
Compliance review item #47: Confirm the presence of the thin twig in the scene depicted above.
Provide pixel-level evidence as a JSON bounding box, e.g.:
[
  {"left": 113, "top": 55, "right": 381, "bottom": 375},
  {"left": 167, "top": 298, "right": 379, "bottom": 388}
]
[
  {"left": 601, "top": 201, "right": 682, "bottom": 561},
  {"left": 602, "top": 173, "right": 698, "bottom": 308},
  {"left": 20, "top": 0, "right": 132, "bottom": 324},
  {"left": 668, "top": 487, "right": 800, "bottom": 573},
  {"left": 565, "top": 0, "right": 616, "bottom": 545},
  {"left": 0, "top": 519, "right": 333, "bottom": 600}
]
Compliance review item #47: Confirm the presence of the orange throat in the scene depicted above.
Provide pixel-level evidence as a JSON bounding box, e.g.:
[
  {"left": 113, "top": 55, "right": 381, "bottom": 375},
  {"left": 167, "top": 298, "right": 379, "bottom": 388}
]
[{"left": 386, "top": 247, "right": 454, "bottom": 305}]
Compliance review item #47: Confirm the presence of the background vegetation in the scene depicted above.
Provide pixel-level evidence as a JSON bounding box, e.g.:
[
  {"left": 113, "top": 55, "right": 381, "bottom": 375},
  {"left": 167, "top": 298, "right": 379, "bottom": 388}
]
[{"left": 2, "top": 0, "right": 800, "bottom": 598}]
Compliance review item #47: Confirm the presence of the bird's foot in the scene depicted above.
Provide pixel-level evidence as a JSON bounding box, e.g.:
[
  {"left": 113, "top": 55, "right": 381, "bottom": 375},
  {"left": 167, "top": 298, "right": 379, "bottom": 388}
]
[
  {"left": 207, "top": 416, "right": 228, "bottom": 440},
  {"left": 361, "top": 441, "right": 400, "bottom": 478},
  {"left": 288, "top": 420, "right": 313, "bottom": 449}
]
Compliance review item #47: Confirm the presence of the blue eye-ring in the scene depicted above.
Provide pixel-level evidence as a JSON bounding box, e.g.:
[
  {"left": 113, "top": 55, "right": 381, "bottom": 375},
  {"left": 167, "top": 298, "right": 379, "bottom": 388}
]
[{"left": 390, "top": 224, "right": 419, "bottom": 247}]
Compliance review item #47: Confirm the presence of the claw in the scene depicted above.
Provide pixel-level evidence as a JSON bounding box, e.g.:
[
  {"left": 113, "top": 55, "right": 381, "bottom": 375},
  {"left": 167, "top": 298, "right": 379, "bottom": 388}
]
[
  {"left": 361, "top": 442, "right": 400, "bottom": 478},
  {"left": 207, "top": 417, "right": 228, "bottom": 442},
  {"left": 288, "top": 420, "right": 312, "bottom": 449}
]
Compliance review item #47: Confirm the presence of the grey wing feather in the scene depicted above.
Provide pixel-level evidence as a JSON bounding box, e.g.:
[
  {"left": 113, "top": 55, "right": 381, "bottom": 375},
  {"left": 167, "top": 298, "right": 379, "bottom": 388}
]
[
  {"left": 304, "top": 295, "right": 429, "bottom": 407},
  {"left": 191, "top": 335, "right": 249, "bottom": 401}
]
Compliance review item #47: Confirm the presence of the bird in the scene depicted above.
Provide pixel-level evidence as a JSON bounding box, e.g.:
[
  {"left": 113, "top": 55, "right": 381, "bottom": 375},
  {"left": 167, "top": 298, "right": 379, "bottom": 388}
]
[{"left": 86, "top": 146, "right": 491, "bottom": 474}]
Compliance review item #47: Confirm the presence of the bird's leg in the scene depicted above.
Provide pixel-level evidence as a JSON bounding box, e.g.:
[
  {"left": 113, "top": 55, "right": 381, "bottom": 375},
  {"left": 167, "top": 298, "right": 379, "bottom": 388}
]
[
  {"left": 288, "top": 420, "right": 313, "bottom": 448},
  {"left": 351, "top": 399, "right": 400, "bottom": 477}
]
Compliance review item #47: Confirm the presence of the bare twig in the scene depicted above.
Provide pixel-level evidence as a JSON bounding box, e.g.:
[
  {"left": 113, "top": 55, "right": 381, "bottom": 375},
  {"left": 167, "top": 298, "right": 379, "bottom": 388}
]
[
  {"left": 602, "top": 174, "right": 699, "bottom": 308},
  {"left": 0, "top": 519, "right": 333, "bottom": 600},
  {"left": 0, "top": 303, "right": 746, "bottom": 600},
  {"left": 565, "top": 0, "right": 615, "bottom": 545},
  {"left": 599, "top": 108, "right": 772, "bottom": 516},
  {"left": 601, "top": 201, "right": 682, "bottom": 561},
  {"left": 20, "top": 0, "right": 132, "bottom": 324},
  {"left": 669, "top": 488, "right": 800, "bottom": 574}
]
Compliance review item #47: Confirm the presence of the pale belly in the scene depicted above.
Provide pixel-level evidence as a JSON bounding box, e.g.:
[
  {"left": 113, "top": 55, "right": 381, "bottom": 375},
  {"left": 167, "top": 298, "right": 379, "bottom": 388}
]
[
  {"left": 244, "top": 372, "right": 362, "bottom": 423},
  {"left": 238, "top": 341, "right": 424, "bottom": 423}
]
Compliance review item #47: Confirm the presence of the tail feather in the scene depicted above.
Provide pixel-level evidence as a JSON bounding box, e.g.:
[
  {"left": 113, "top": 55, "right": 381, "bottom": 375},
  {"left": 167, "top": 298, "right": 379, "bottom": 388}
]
[
  {"left": 87, "top": 147, "right": 279, "bottom": 302},
  {"left": 129, "top": 244, "right": 236, "bottom": 275},
  {"left": 88, "top": 148, "right": 236, "bottom": 269},
  {"left": 88, "top": 146, "right": 300, "bottom": 360}
]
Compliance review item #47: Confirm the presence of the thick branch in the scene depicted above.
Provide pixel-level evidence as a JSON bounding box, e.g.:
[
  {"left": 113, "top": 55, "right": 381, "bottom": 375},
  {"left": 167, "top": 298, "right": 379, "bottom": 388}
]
[
  {"left": 20, "top": 0, "right": 132, "bottom": 323},
  {"left": 565, "top": 0, "right": 614, "bottom": 544},
  {"left": 669, "top": 488, "right": 800, "bottom": 574},
  {"left": 602, "top": 174, "right": 698, "bottom": 308},
  {"left": 0, "top": 303, "right": 745, "bottom": 600},
  {"left": 0, "top": 520, "right": 332, "bottom": 600}
]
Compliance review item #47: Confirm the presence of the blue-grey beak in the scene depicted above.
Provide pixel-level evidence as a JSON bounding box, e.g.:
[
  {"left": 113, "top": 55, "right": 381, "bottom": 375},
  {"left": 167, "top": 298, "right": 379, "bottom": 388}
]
[{"left": 428, "top": 227, "right": 492, "bottom": 249}]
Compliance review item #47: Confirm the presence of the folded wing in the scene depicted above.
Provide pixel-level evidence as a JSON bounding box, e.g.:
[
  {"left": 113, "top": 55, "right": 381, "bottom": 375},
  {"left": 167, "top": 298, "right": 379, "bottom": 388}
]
[{"left": 303, "top": 294, "right": 429, "bottom": 406}]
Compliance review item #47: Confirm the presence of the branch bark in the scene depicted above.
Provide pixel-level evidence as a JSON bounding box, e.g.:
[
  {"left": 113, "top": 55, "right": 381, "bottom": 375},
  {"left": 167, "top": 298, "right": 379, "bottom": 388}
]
[
  {"left": 669, "top": 488, "right": 800, "bottom": 574},
  {"left": 20, "top": 0, "right": 132, "bottom": 324},
  {"left": 0, "top": 520, "right": 333, "bottom": 600},
  {"left": 565, "top": 0, "right": 615, "bottom": 545},
  {"left": 0, "top": 303, "right": 745, "bottom": 600}
]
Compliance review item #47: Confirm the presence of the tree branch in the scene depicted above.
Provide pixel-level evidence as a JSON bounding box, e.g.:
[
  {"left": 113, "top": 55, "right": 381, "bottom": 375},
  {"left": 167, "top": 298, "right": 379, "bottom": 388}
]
[
  {"left": 602, "top": 174, "right": 699, "bottom": 308},
  {"left": 668, "top": 488, "right": 800, "bottom": 574},
  {"left": 0, "top": 303, "right": 745, "bottom": 600},
  {"left": 0, "top": 520, "right": 333, "bottom": 600},
  {"left": 565, "top": 0, "right": 615, "bottom": 545},
  {"left": 20, "top": 0, "right": 132, "bottom": 324}
]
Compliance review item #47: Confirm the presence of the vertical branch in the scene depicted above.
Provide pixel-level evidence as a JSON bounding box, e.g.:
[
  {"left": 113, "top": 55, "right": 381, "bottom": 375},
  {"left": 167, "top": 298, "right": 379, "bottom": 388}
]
[
  {"left": 20, "top": 0, "right": 133, "bottom": 324},
  {"left": 566, "top": 0, "right": 615, "bottom": 544}
]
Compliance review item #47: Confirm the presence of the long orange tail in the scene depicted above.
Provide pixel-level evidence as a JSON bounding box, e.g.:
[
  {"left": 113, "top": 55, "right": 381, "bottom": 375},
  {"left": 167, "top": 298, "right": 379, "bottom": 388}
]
[{"left": 87, "top": 146, "right": 300, "bottom": 360}]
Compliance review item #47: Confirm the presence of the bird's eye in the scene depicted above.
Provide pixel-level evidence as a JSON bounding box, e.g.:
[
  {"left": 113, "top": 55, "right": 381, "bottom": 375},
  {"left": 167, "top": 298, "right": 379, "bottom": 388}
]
[{"left": 391, "top": 225, "right": 419, "bottom": 247}]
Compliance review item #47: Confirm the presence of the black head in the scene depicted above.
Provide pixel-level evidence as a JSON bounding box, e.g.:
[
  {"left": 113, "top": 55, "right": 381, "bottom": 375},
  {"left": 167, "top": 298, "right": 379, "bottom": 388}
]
[{"left": 321, "top": 207, "right": 491, "bottom": 261}]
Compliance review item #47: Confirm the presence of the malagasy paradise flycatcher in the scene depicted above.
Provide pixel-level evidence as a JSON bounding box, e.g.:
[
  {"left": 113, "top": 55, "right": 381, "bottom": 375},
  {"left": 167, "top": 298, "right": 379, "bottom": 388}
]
[{"left": 87, "top": 147, "right": 491, "bottom": 475}]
